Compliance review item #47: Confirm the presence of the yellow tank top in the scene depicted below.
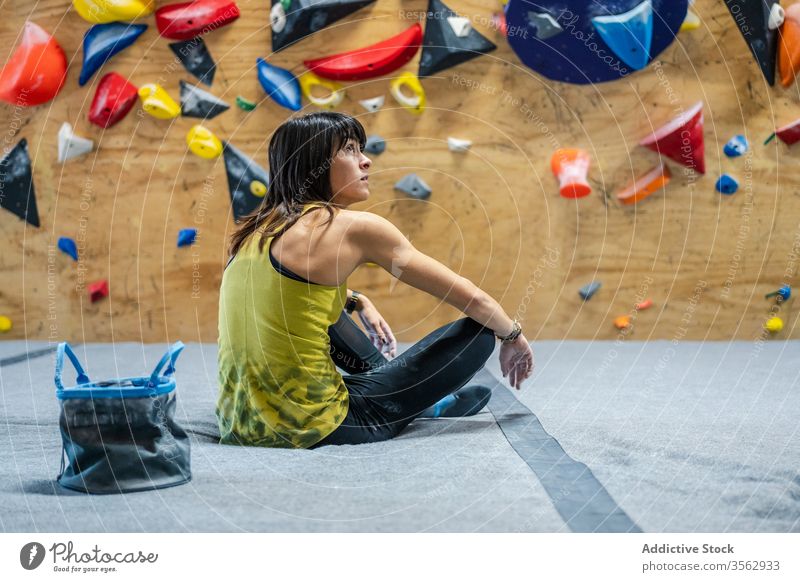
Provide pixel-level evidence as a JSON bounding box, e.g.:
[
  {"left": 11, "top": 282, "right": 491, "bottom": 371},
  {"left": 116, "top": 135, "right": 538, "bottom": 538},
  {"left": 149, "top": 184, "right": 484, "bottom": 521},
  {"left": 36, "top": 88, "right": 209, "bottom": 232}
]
[{"left": 216, "top": 203, "right": 349, "bottom": 448}]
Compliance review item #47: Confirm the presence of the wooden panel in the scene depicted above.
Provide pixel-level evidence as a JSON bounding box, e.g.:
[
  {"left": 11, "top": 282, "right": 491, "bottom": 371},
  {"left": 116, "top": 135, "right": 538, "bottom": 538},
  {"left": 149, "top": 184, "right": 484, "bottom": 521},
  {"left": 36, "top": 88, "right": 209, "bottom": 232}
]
[{"left": 1, "top": 0, "right": 798, "bottom": 342}]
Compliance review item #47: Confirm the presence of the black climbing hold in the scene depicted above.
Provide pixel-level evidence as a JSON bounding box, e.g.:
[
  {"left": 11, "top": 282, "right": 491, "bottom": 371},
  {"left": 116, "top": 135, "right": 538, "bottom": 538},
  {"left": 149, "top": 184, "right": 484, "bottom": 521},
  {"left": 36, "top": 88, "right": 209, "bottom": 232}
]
[
  {"left": 180, "top": 80, "right": 230, "bottom": 119},
  {"left": 222, "top": 141, "right": 270, "bottom": 222},
  {"left": 0, "top": 139, "right": 40, "bottom": 227},
  {"left": 169, "top": 37, "right": 217, "bottom": 86},
  {"left": 418, "top": 0, "right": 497, "bottom": 77},
  {"left": 270, "top": 0, "right": 376, "bottom": 52},
  {"left": 724, "top": 0, "right": 779, "bottom": 86}
]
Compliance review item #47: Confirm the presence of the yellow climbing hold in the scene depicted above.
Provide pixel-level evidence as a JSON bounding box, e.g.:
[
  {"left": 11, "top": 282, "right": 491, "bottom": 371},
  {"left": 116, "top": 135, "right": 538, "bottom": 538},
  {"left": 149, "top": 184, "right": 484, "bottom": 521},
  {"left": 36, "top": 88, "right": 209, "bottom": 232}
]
[
  {"left": 298, "top": 71, "right": 345, "bottom": 109},
  {"left": 186, "top": 125, "right": 222, "bottom": 159},
  {"left": 390, "top": 71, "right": 426, "bottom": 115},
  {"left": 73, "top": 0, "right": 154, "bottom": 24},
  {"left": 764, "top": 316, "right": 784, "bottom": 333},
  {"left": 680, "top": 1, "right": 700, "bottom": 32},
  {"left": 138, "top": 83, "right": 181, "bottom": 119},
  {"left": 249, "top": 180, "right": 267, "bottom": 197},
  {"left": 0, "top": 315, "right": 11, "bottom": 332}
]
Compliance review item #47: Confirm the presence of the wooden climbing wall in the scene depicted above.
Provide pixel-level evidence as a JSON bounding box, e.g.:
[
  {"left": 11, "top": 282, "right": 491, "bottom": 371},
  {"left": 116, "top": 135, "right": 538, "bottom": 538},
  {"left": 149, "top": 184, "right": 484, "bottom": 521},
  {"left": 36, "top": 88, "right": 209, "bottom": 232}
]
[{"left": 2, "top": 0, "right": 800, "bottom": 343}]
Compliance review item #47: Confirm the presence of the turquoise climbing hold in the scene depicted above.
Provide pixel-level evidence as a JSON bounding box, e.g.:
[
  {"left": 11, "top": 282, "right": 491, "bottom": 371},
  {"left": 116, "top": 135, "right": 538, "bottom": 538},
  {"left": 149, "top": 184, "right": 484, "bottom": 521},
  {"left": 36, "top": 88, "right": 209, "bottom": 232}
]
[
  {"left": 591, "top": 0, "right": 654, "bottom": 71},
  {"left": 715, "top": 174, "right": 739, "bottom": 195}
]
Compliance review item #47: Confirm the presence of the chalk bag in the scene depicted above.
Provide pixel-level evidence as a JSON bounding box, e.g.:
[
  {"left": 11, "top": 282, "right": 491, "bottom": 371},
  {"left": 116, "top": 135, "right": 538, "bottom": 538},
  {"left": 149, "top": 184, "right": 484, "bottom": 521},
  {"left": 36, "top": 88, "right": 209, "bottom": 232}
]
[{"left": 54, "top": 341, "right": 191, "bottom": 494}]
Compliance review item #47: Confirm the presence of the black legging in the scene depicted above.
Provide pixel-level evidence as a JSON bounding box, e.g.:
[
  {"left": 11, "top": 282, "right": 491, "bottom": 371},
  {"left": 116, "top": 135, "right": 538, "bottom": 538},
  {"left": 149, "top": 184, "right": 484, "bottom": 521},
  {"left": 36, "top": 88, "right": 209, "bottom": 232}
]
[{"left": 315, "top": 312, "right": 496, "bottom": 446}]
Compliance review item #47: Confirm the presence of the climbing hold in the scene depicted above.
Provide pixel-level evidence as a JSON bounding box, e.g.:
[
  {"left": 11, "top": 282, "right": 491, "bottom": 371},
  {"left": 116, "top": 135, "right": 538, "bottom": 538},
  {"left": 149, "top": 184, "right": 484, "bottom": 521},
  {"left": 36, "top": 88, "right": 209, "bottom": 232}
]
[
  {"left": 769, "top": 3, "right": 786, "bottom": 30},
  {"left": 505, "top": 0, "right": 687, "bottom": 84},
  {"left": 222, "top": 141, "right": 270, "bottom": 221},
  {"left": 765, "top": 285, "right": 791, "bottom": 301},
  {"left": 364, "top": 136, "right": 386, "bottom": 155},
  {"left": 359, "top": 95, "right": 385, "bottom": 112},
  {"left": 527, "top": 11, "right": 563, "bottom": 40},
  {"left": 617, "top": 163, "right": 671, "bottom": 205},
  {"left": 73, "top": 0, "right": 154, "bottom": 23},
  {"left": 304, "top": 23, "right": 423, "bottom": 81},
  {"left": 680, "top": 0, "right": 700, "bottom": 31},
  {"left": 177, "top": 228, "right": 197, "bottom": 247},
  {"left": 779, "top": 4, "right": 800, "bottom": 87},
  {"left": 635, "top": 298, "right": 653, "bottom": 310},
  {"left": 256, "top": 58, "right": 302, "bottom": 111},
  {"left": 394, "top": 173, "right": 431, "bottom": 200},
  {"left": 271, "top": 0, "right": 376, "bottom": 52},
  {"left": 138, "top": 83, "right": 181, "bottom": 119},
  {"left": 492, "top": 12, "right": 507, "bottom": 36},
  {"left": 579, "top": 281, "right": 601, "bottom": 300},
  {"left": 58, "top": 237, "right": 79, "bottom": 261},
  {"left": 419, "top": 0, "right": 497, "bottom": 77},
  {"left": 0, "top": 21, "right": 67, "bottom": 107},
  {"left": 640, "top": 101, "right": 705, "bottom": 174},
  {"left": 236, "top": 96, "right": 256, "bottom": 111},
  {"left": 88, "top": 280, "right": 109, "bottom": 303},
  {"left": 79, "top": 22, "right": 147, "bottom": 86},
  {"left": 448, "top": 16, "right": 472, "bottom": 37},
  {"left": 169, "top": 37, "right": 217, "bottom": 86},
  {"left": 724, "top": 0, "right": 780, "bottom": 85},
  {"left": 0, "top": 139, "right": 40, "bottom": 228},
  {"left": 448, "top": 137, "right": 472, "bottom": 152},
  {"left": 0, "top": 316, "right": 12, "bottom": 333},
  {"left": 764, "top": 316, "right": 784, "bottom": 333},
  {"left": 551, "top": 148, "right": 591, "bottom": 199},
  {"left": 723, "top": 135, "right": 749, "bottom": 157},
  {"left": 298, "top": 71, "right": 345, "bottom": 109},
  {"left": 715, "top": 174, "right": 738, "bottom": 195},
  {"left": 770, "top": 118, "right": 800, "bottom": 145},
  {"left": 88, "top": 72, "right": 138, "bottom": 128},
  {"left": 156, "top": 0, "right": 241, "bottom": 41},
  {"left": 613, "top": 315, "right": 632, "bottom": 330},
  {"left": 57, "top": 123, "right": 94, "bottom": 163},
  {"left": 591, "top": 0, "right": 653, "bottom": 71},
  {"left": 180, "top": 81, "right": 230, "bottom": 119},
  {"left": 390, "top": 71, "right": 426, "bottom": 114},
  {"left": 186, "top": 125, "right": 223, "bottom": 159}
]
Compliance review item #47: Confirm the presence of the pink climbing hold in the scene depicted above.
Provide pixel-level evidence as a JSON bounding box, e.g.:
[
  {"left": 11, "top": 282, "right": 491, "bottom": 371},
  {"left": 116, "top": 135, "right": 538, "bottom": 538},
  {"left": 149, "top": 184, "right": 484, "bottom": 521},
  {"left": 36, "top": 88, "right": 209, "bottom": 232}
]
[
  {"left": 640, "top": 101, "right": 705, "bottom": 174},
  {"left": 0, "top": 21, "right": 67, "bottom": 107},
  {"left": 88, "top": 280, "right": 109, "bottom": 303}
]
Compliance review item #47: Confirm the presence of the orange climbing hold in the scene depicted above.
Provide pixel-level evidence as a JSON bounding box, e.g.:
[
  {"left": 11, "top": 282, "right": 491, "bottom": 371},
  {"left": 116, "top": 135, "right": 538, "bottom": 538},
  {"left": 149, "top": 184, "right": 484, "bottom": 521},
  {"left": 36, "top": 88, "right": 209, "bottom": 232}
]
[
  {"left": 613, "top": 315, "right": 632, "bottom": 329},
  {"left": 617, "top": 163, "right": 671, "bottom": 205},
  {"left": 779, "top": 4, "right": 800, "bottom": 87},
  {"left": 0, "top": 21, "right": 67, "bottom": 107},
  {"left": 550, "top": 148, "right": 592, "bottom": 198}
]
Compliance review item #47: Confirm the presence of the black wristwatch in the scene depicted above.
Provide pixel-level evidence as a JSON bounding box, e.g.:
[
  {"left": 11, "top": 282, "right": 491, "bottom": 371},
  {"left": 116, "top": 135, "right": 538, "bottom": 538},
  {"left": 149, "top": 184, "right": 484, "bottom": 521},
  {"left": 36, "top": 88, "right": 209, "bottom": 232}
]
[{"left": 345, "top": 291, "right": 361, "bottom": 314}]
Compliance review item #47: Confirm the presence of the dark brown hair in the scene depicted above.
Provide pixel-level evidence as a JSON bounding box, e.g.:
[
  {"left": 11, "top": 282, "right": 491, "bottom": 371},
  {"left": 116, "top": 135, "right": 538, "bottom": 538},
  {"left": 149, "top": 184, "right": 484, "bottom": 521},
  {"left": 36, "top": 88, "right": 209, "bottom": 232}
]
[{"left": 227, "top": 111, "right": 367, "bottom": 257}]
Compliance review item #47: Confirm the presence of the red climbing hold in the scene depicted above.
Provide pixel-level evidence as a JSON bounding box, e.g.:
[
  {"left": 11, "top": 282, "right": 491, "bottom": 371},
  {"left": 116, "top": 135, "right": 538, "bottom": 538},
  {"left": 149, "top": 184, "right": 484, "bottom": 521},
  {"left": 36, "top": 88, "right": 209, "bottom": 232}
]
[
  {"left": 88, "top": 72, "right": 139, "bottom": 128},
  {"left": 640, "top": 101, "right": 705, "bottom": 174},
  {"left": 0, "top": 21, "right": 67, "bottom": 107},
  {"left": 773, "top": 118, "right": 800, "bottom": 145},
  {"left": 155, "top": 0, "right": 241, "bottom": 41},
  {"left": 88, "top": 280, "right": 109, "bottom": 303},
  {"left": 303, "top": 23, "right": 423, "bottom": 81}
]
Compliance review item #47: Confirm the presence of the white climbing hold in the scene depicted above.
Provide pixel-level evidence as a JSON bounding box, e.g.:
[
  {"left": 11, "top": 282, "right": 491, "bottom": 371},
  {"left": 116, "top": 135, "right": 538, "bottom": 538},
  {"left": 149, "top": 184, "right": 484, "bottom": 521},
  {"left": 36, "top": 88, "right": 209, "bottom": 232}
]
[
  {"left": 447, "top": 16, "right": 472, "bottom": 38},
  {"left": 448, "top": 137, "right": 472, "bottom": 152},
  {"left": 359, "top": 95, "right": 385, "bottom": 113},
  {"left": 527, "top": 12, "right": 563, "bottom": 40},
  {"left": 57, "top": 122, "right": 93, "bottom": 163},
  {"left": 270, "top": 2, "right": 287, "bottom": 33},
  {"left": 769, "top": 3, "right": 785, "bottom": 30}
]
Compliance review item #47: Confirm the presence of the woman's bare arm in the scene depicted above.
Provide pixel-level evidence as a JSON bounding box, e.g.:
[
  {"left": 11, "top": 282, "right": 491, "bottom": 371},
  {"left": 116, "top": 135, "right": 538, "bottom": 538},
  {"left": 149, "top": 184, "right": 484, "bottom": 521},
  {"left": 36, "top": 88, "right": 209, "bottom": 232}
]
[{"left": 349, "top": 211, "right": 517, "bottom": 337}]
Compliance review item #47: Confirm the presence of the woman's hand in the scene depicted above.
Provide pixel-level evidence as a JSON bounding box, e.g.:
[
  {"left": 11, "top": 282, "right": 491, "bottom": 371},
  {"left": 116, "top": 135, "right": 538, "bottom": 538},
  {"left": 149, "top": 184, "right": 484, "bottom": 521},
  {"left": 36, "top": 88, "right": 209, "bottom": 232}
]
[
  {"left": 355, "top": 295, "right": 397, "bottom": 358},
  {"left": 499, "top": 333, "right": 534, "bottom": 390}
]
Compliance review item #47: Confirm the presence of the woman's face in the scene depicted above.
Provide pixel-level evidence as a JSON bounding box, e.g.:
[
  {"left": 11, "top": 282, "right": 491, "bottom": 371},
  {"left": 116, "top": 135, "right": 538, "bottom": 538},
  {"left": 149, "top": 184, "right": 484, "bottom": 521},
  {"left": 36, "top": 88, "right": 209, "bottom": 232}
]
[{"left": 329, "top": 138, "right": 371, "bottom": 207}]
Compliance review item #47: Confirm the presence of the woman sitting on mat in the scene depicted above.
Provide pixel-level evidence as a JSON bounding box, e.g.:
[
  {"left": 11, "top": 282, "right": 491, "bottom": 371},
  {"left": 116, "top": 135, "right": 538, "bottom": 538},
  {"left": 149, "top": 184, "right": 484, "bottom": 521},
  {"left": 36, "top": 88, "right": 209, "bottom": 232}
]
[{"left": 217, "top": 111, "right": 534, "bottom": 448}]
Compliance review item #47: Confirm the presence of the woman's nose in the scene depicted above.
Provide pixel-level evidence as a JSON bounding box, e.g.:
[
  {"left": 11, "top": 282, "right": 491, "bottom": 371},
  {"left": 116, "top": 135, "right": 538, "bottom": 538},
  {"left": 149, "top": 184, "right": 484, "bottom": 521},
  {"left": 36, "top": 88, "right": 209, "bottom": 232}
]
[{"left": 360, "top": 154, "right": 371, "bottom": 169}]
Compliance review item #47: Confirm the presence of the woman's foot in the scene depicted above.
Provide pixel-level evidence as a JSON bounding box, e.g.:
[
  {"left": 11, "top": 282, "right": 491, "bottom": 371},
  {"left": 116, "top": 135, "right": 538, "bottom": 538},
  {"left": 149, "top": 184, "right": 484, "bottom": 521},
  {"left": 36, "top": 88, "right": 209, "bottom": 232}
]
[{"left": 418, "top": 385, "right": 492, "bottom": 418}]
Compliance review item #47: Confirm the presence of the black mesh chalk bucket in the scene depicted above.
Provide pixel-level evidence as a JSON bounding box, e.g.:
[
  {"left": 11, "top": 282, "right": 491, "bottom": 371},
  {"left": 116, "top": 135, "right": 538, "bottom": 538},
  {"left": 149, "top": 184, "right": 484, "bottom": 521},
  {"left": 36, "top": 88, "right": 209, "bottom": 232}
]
[{"left": 54, "top": 341, "right": 192, "bottom": 494}]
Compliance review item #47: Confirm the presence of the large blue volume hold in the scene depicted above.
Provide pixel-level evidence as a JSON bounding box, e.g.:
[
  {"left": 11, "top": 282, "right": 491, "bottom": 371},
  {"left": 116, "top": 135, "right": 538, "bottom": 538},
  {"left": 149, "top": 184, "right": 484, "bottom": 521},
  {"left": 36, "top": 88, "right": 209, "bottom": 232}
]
[
  {"left": 256, "top": 58, "right": 301, "bottom": 111},
  {"left": 80, "top": 23, "right": 148, "bottom": 86}
]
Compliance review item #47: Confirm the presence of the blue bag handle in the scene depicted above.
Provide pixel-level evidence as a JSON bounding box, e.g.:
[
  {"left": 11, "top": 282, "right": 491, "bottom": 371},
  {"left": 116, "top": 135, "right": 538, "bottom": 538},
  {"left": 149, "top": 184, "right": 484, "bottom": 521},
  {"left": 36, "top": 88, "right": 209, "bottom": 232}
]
[
  {"left": 55, "top": 342, "right": 90, "bottom": 392},
  {"left": 147, "top": 341, "right": 185, "bottom": 387}
]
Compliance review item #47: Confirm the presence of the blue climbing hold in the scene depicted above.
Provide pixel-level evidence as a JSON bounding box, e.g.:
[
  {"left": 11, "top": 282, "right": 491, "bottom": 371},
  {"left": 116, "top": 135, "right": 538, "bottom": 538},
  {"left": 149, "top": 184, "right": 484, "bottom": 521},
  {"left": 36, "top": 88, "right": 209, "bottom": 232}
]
[
  {"left": 177, "top": 228, "right": 197, "bottom": 247},
  {"left": 591, "top": 0, "right": 654, "bottom": 71},
  {"left": 256, "top": 57, "right": 301, "bottom": 111},
  {"left": 715, "top": 174, "right": 739, "bottom": 195},
  {"left": 723, "top": 135, "right": 749, "bottom": 158},
  {"left": 79, "top": 22, "right": 148, "bottom": 86},
  {"left": 579, "top": 281, "right": 602, "bottom": 300},
  {"left": 765, "top": 284, "right": 791, "bottom": 301},
  {"left": 58, "top": 237, "right": 78, "bottom": 261}
]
